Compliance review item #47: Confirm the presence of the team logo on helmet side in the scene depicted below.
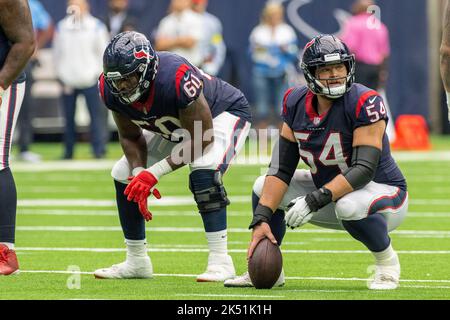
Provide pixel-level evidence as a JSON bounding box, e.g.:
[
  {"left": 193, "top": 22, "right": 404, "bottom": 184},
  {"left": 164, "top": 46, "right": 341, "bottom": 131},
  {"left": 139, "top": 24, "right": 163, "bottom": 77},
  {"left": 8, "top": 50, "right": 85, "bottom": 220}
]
[
  {"left": 304, "top": 39, "right": 315, "bottom": 50},
  {"left": 134, "top": 49, "right": 151, "bottom": 60}
]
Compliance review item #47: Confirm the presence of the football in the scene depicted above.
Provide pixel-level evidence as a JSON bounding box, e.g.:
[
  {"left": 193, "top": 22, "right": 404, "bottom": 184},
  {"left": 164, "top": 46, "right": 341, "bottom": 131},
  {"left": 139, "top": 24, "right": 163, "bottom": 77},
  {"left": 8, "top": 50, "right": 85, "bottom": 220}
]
[{"left": 248, "top": 238, "right": 283, "bottom": 289}]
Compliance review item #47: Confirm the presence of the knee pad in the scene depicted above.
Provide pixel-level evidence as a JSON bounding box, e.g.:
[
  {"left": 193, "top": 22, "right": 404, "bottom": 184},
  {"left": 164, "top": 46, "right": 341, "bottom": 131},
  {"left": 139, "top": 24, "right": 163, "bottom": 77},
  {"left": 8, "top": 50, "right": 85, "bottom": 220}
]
[
  {"left": 252, "top": 175, "right": 265, "bottom": 197},
  {"left": 111, "top": 156, "right": 131, "bottom": 183},
  {"left": 189, "top": 169, "right": 230, "bottom": 214},
  {"left": 335, "top": 198, "right": 364, "bottom": 221}
]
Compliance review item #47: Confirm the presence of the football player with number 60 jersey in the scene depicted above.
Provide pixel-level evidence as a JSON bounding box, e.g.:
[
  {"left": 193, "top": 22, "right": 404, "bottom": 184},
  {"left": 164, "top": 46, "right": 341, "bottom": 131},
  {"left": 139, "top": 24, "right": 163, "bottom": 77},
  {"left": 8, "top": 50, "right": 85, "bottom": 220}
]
[
  {"left": 94, "top": 31, "right": 251, "bottom": 282},
  {"left": 225, "top": 35, "right": 408, "bottom": 290}
]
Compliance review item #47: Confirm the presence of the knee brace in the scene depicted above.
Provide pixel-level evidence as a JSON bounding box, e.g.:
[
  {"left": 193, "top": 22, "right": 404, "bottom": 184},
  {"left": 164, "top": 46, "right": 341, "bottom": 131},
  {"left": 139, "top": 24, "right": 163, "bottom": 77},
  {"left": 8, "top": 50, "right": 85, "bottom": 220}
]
[
  {"left": 189, "top": 169, "right": 230, "bottom": 214},
  {"left": 335, "top": 198, "right": 365, "bottom": 221},
  {"left": 252, "top": 175, "right": 265, "bottom": 198},
  {"left": 111, "top": 156, "right": 131, "bottom": 184}
]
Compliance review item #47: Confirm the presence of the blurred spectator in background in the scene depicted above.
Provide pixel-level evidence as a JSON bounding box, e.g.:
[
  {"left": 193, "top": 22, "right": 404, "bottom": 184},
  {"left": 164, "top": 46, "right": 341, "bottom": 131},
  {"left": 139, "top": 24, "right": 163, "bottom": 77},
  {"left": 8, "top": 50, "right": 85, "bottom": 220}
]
[
  {"left": 340, "top": 0, "right": 390, "bottom": 90},
  {"left": 155, "top": 0, "right": 203, "bottom": 67},
  {"left": 191, "top": 0, "right": 226, "bottom": 76},
  {"left": 103, "top": 0, "right": 137, "bottom": 38},
  {"left": 53, "top": 0, "right": 110, "bottom": 159},
  {"left": 249, "top": 2, "right": 298, "bottom": 129},
  {"left": 16, "top": 0, "right": 53, "bottom": 163}
]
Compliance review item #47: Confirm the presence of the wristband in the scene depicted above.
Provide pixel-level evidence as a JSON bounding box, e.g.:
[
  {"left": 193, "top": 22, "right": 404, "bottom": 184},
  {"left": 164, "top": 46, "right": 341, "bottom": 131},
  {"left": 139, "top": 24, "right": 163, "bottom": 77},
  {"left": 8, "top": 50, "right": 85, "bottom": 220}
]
[
  {"left": 248, "top": 204, "right": 273, "bottom": 229},
  {"left": 146, "top": 158, "right": 173, "bottom": 180},
  {"left": 305, "top": 187, "right": 333, "bottom": 212},
  {"left": 131, "top": 166, "right": 145, "bottom": 177}
]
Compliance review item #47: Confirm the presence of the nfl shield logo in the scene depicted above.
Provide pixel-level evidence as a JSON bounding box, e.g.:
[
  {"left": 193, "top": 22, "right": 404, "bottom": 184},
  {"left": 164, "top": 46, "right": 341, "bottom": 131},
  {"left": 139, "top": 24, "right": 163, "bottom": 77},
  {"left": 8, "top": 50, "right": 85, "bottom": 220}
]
[{"left": 313, "top": 117, "right": 321, "bottom": 125}]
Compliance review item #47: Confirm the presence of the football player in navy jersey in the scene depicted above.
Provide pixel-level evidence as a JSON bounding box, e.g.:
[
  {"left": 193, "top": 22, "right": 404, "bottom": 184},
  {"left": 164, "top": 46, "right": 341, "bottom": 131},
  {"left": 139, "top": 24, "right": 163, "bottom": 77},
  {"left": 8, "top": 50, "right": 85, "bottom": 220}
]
[
  {"left": 0, "top": 0, "right": 35, "bottom": 276},
  {"left": 94, "top": 31, "right": 251, "bottom": 282},
  {"left": 225, "top": 35, "right": 408, "bottom": 290}
]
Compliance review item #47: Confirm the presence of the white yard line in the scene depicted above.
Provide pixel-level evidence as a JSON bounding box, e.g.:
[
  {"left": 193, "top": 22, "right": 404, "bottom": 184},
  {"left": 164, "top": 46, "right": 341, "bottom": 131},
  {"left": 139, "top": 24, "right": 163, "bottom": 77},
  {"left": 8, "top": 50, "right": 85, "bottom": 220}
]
[
  {"left": 16, "top": 209, "right": 246, "bottom": 217},
  {"left": 16, "top": 209, "right": 450, "bottom": 218},
  {"left": 401, "top": 285, "right": 450, "bottom": 289},
  {"left": 16, "top": 197, "right": 450, "bottom": 208},
  {"left": 14, "top": 246, "right": 450, "bottom": 255},
  {"left": 15, "top": 225, "right": 450, "bottom": 237},
  {"left": 175, "top": 294, "right": 285, "bottom": 298},
  {"left": 18, "top": 270, "right": 450, "bottom": 286},
  {"left": 285, "top": 276, "right": 450, "bottom": 284},
  {"left": 9, "top": 152, "right": 450, "bottom": 173}
]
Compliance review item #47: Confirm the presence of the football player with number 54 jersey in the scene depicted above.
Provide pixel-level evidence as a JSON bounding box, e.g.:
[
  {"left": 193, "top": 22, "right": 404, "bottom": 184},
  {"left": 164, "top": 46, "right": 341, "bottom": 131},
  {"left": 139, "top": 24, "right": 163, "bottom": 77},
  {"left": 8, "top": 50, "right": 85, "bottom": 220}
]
[
  {"left": 94, "top": 31, "right": 251, "bottom": 282},
  {"left": 225, "top": 35, "right": 408, "bottom": 290}
]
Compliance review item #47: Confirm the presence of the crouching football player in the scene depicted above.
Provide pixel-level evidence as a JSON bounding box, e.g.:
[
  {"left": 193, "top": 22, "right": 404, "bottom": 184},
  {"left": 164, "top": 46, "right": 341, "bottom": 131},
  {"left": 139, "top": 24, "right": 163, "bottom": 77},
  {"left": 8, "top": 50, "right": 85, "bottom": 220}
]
[
  {"left": 225, "top": 35, "right": 408, "bottom": 290},
  {"left": 93, "top": 32, "right": 251, "bottom": 282}
]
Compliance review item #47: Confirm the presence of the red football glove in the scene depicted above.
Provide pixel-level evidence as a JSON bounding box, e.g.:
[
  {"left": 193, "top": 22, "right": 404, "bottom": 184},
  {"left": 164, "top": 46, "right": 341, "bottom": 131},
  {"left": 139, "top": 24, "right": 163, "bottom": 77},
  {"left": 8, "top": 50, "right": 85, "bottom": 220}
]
[
  {"left": 137, "top": 198, "right": 153, "bottom": 222},
  {"left": 124, "top": 171, "right": 162, "bottom": 220}
]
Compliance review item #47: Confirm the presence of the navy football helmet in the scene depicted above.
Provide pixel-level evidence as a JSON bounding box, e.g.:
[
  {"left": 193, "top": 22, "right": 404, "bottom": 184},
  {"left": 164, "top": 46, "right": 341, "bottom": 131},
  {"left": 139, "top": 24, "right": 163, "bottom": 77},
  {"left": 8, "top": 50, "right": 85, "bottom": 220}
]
[
  {"left": 300, "top": 34, "right": 355, "bottom": 98},
  {"left": 103, "top": 31, "right": 159, "bottom": 104}
]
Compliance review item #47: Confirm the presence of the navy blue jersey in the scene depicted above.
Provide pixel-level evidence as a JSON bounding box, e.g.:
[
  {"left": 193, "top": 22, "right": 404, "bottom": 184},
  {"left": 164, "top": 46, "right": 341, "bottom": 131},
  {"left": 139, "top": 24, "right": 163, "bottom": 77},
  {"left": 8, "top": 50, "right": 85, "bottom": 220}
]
[
  {"left": 0, "top": 27, "right": 25, "bottom": 83},
  {"left": 282, "top": 83, "right": 407, "bottom": 191},
  {"left": 99, "top": 51, "right": 251, "bottom": 140}
]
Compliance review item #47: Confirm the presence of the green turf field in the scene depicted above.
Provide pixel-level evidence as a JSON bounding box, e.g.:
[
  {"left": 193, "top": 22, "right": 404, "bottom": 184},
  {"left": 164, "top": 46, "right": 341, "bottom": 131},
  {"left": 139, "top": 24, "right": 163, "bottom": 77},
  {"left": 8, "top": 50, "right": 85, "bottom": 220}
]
[{"left": 1, "top": 141, "right": 450, "bottom": 300}]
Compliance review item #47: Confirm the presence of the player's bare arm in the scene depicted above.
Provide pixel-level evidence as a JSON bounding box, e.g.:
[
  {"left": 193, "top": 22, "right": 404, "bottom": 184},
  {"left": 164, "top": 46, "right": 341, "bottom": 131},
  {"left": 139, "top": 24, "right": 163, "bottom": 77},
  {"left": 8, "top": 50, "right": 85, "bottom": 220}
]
[
  {"left": 112, "top": 111, "right": 147, "bottom": 171},
  {"left": 166, "top": 90, "right": 214, "bottom": 171},
  {"left": 441, "top": 0, "right": 450, "bottom": 121},
  {"left": 324, "top": 119, "right": 385, "bottom": 201},
  {"left": 0, "top": 0, "right": 35, "bottom": 89},
  {"left": 248, "top": 123, "right": 299, "bottom": 257}
]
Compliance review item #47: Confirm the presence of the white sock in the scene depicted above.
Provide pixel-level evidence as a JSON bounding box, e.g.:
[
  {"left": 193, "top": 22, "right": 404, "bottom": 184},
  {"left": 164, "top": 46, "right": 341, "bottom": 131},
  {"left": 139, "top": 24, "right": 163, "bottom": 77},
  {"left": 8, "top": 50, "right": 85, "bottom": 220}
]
[
  {"left": 125, "top": 239, "right": 148, "bottom": 262},
  {"left": 0, "top": 242, "right": 14, "bottom": 250},
  {"left": 206, "top": 230, "right": 228, "bottom": 256},
  {"left": 372, "top": 243, "right": 398, "bottom": 266}
]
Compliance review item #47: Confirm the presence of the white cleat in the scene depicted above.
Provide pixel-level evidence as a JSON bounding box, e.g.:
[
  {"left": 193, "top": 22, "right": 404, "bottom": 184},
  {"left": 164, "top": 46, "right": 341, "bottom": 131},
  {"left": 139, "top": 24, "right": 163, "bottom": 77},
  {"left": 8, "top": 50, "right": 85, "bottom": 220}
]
[
  {"left": 368, "top": 263, "right": 400, "bottom": 290},
  {"left": 196, "top": 254, "right": 236, "bottom": 282},
  {"left": 224, "top": 269, "right": 285, "bottom": 288},
  {"left": 94, "top": 257, "right": 153, "bottom": 279}
]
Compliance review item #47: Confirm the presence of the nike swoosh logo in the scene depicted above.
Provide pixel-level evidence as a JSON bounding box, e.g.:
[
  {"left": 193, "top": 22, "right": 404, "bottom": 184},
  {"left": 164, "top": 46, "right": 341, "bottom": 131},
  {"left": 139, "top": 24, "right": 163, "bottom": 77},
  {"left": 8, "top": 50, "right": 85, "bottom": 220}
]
[{"left": 368, "top": 97, "right": 377, "bottom": 104}]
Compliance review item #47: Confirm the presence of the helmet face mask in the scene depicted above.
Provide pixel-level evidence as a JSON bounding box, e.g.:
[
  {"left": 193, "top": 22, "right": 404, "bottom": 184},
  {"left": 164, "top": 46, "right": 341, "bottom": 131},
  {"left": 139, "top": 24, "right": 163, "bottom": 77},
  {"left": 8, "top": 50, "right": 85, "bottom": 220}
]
[
  {"left": 103, "top": 31, "right": 158, "bottom": 104},
  {"left": 300, "top": 35, "right": 355, "bottom": 99},
  {"left": 105, "top": 63, "right": 149, "bottom": 104}
]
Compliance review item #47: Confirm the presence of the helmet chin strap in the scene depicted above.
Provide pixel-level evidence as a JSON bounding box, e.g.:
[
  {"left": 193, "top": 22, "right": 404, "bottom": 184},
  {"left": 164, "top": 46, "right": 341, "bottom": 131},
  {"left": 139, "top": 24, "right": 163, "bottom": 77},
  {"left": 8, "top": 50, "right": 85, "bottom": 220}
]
[
  {"left": 314, "top": 78, "right": 347, "bottom": 99},
  {"left": 120, "top": 89, "right": 143, "bottom": 104}
]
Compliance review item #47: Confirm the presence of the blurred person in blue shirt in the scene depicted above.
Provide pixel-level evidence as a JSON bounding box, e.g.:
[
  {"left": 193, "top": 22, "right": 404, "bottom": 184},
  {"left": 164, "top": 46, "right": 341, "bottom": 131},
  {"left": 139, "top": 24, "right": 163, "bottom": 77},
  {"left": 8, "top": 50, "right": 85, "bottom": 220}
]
[
  {"left": 16, "top": 0, "right": 53, "bottom": 163},
  {"left": 249, "top": 2, "right": 298, "bottom": 128},
  {"left": 192, "top": 0, "right": 226, "bottom": 76}
]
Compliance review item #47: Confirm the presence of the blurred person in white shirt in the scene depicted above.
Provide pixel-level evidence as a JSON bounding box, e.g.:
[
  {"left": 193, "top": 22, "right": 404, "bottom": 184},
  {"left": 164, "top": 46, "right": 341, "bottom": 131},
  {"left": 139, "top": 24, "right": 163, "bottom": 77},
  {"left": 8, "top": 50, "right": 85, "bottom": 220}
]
[
  {"left": 53, "top": 0, "right": 110, "bottom": 159},
  {"left": 192, "top": 0, "right": 226, "bottom": 76},
  {"left": 155, "top": 0, "right": 203, "bottom": 66},
  {"left": 249, "top": 2, "right": 298, "bottom": 129}
]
